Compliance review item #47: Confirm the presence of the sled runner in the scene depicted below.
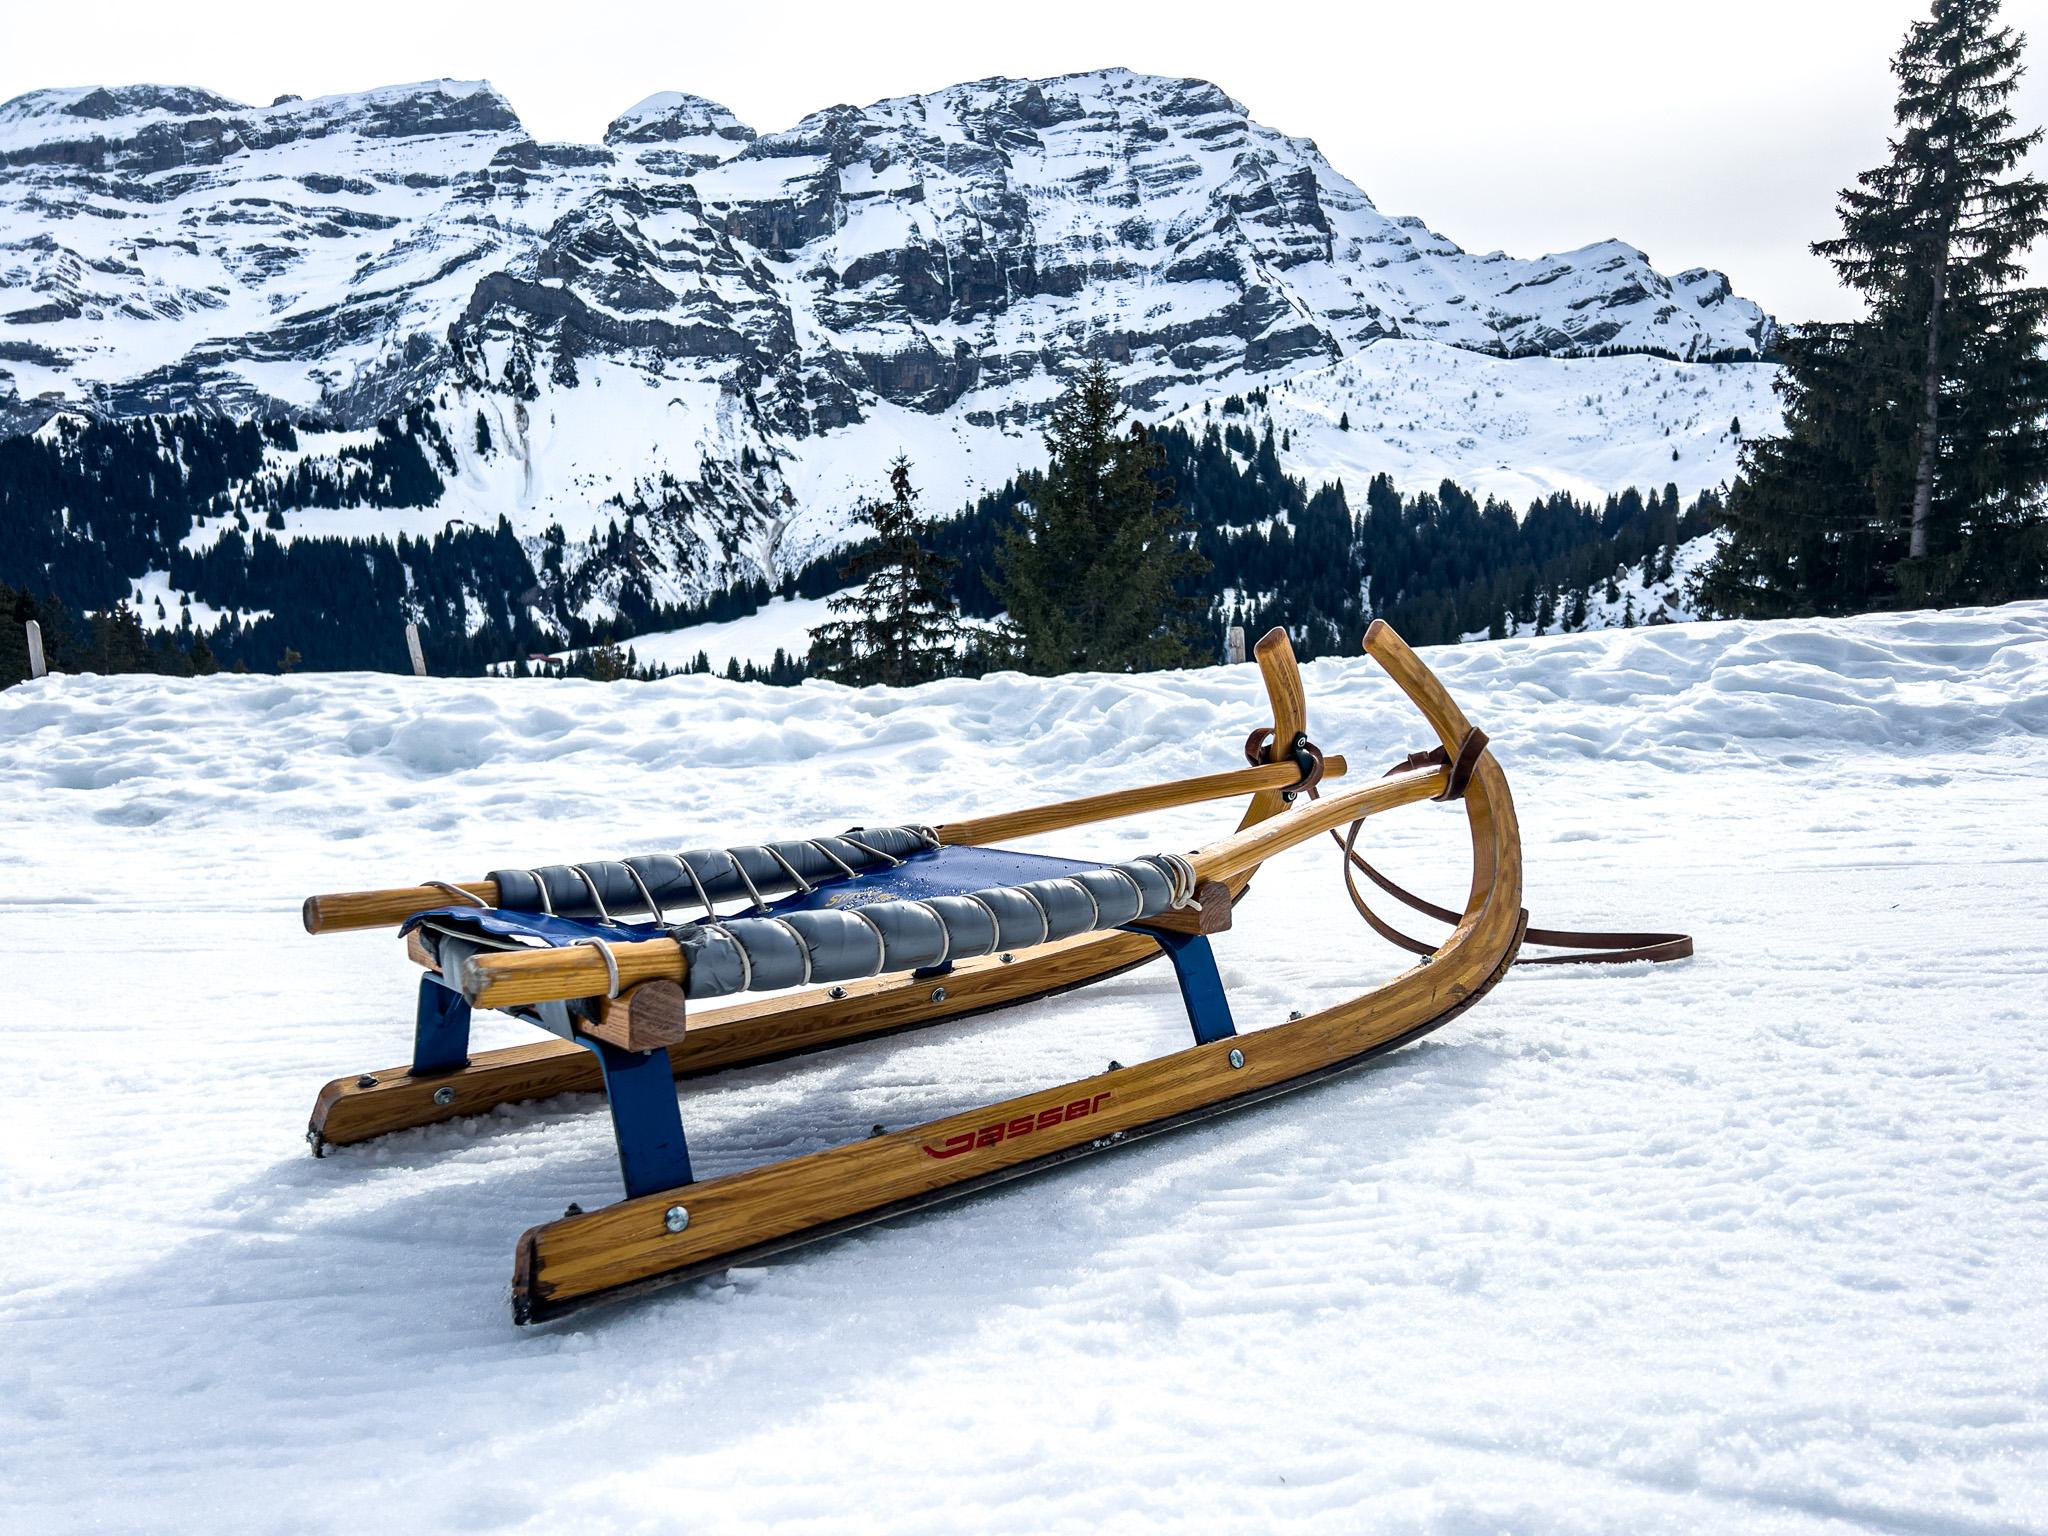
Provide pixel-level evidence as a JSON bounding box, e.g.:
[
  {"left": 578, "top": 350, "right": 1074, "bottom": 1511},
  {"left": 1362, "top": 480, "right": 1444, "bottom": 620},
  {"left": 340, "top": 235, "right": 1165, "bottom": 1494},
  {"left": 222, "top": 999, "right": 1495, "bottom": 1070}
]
[{"left": 302, "top": 621, "right": 1686, "bottom": 1322}]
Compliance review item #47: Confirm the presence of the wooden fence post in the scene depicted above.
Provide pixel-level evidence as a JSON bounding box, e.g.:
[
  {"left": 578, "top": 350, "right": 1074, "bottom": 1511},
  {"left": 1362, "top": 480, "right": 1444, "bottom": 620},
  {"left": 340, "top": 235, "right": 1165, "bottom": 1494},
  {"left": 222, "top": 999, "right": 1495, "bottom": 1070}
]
[
  {"left": 25, "top": 619, "right": 47, "bottom": 679},
  {"left": 1225, "top": 625, "right": 1246, "bottom": 665},
  {"left": 405, "top": 623, "right": 427, "bottom": 677}
]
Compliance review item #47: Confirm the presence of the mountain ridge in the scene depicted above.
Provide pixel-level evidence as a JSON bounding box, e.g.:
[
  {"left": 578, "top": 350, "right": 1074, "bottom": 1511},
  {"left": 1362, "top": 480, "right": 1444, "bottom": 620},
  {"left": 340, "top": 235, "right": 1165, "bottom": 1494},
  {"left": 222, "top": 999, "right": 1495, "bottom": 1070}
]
[{"left": 0, "top": 68, "right": 1779, "bottom": 638}]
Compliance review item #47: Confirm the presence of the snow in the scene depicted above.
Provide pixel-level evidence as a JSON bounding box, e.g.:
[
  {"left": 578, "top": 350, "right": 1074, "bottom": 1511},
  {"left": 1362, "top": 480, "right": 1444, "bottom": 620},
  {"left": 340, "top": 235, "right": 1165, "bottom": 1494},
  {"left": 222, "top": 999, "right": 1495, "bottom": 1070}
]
[
  {"left": 568, "top": 591, "right": 839, "bottom": 671},
  {"left": 121, "top": 569, "right": 271, "bottom": 632},
  {"left": 2, "top": 603, "right": 2045, "bottom": 1532},
  {"left": 1169, "top": 342, "right": 1777, "bottom": 509}
]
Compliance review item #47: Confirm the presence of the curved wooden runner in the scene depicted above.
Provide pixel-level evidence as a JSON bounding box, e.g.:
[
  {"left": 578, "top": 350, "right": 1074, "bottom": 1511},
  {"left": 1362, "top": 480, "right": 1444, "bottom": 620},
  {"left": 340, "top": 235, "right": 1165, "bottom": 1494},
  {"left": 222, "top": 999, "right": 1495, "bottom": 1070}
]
[{"left": 513, "top": 621, "right": 1524, "bottom": 1322}]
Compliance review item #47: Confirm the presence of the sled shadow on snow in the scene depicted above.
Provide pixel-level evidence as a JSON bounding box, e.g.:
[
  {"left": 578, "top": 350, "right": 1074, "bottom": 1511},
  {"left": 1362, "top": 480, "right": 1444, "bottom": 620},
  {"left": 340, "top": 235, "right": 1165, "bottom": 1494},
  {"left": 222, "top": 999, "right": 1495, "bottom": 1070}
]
[{"left": 6, "top": 983, "right": 1488, "bottom": 1503}]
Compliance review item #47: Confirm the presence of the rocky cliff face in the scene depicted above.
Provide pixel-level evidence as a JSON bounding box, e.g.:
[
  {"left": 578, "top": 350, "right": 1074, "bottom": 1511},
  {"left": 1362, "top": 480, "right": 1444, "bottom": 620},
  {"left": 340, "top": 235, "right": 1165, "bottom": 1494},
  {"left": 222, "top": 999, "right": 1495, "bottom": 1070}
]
[{"left": 0, "top": 69, "right": 1777, "bottom": 615}]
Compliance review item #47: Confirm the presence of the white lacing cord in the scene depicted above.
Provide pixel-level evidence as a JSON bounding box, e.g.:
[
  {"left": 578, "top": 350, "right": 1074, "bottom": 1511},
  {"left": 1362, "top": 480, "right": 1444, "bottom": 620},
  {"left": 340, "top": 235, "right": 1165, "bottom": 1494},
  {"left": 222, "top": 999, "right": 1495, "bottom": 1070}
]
[
  {"left": 765, "top": 917, "right": 813, "bottom": 985},
  {"left": 840, "top": 833, "right": 904, "bottom": 868},
  {"left": 621, "top": 862, "right": 665, "bottom": 922},
  {"left": 808, "top": 838, "right": 859, "bottom": 879},
  {"left": 1139, "top": 853, "right": 1200, "bottom": 909},
  {"left": 1064, "top": 877, "right": 1102, "bottom": 932},
  {"left": 730, "top": 855, "right": 769, "bottom": 914},
  {"left": 574, "top": 937, "right": 622, "bottom": 999},
  {"left": 846, "top": 905, "right": 890, "bottom": 975},
  {"left": 678, "top": 859, "right": 716, "bottom": 920},
  {"left": 423, "top": 880, "right": 489, "bottom": 909},
  {"left": 962, "top": 892, "right": 1002, "bottom": 955},
  {"left": 569, "top": 864, "right": 614, "bottom": 924},
  {"left": 1107, "top": 865, "right": 1147, "bottom": 923},
  {"left": 923, "top": 901, "right": 952, "bottom": 966},
  {"left": 763, "top": 845, "right": 816, "bottom": 895},
  {"left": 701, "top": 922, "right": 753, "bottom": 992},
  {"left": 1014, "top": 885, "right": 1053, "bottom": 947},
  {"left": 523, "top": 869, "right": 555, "bottom": 915}
]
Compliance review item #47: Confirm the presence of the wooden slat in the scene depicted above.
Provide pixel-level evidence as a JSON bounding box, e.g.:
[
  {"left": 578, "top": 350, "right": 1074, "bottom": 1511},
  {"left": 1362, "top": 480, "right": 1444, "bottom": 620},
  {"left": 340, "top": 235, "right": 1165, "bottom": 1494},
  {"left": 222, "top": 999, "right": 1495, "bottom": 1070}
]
[
  {"left": 1128, "top": 878, "right": 1233, "bottom": 936},
  {"left": 936, "top": 754, "right": 1345, "bottom": 847},
  {"left": 513, "top": 622, "right": 1522, "bottom": 1318},
  {"left": 304, "top": 881, "right": 499, "bottom": 935}
]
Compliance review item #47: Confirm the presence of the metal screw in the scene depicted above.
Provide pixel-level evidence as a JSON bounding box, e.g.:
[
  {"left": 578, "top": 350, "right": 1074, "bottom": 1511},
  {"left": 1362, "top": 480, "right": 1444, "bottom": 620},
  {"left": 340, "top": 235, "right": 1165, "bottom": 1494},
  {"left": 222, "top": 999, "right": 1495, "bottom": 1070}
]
[
  {"left": 1000, "top": 952, "right": 1014, "bottom": 964},
  {"left": 1228, "top": 1049, "right": 1246, "bottom": 1069},
  {"left": 1106, "top": 1059, "right": 1125, "bottom": 1072},
  {"left": 563, "top": 1202, "right": 584, "bottom": 1218},
  {"left": 829, "top": 985, "right": 848, "bottom": 1000},
  {"left": 931, "top": 985, "right": 948, "bottom": 1002},
  {"left": 356, "top": 1074, "right": 378, "bottom": 1089},
  {"left": 433, "top": 1085, "right": 456, "bottom": 1106},
  {"left": 1288, "top": 1010, "right": 1304, "bottom": 1021},
  {"left": 665, "top": 1206, "right": 690, "bottom": 1233},
  {"left": 869, "top": 1124, "right": 886, "bottom": 1138}
]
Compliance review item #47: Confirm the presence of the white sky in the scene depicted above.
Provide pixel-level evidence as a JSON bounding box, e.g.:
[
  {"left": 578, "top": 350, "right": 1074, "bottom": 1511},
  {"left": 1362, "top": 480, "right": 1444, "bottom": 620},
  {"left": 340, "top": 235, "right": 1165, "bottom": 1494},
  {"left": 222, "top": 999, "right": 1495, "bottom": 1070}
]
[{"left": 6, "top": 0, "right": 2045, "bottom": 324}]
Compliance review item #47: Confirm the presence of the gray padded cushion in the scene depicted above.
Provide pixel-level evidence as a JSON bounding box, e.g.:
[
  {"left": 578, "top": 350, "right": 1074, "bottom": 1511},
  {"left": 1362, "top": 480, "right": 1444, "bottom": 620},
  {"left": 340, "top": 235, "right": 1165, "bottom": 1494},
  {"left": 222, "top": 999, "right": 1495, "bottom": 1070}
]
[
  {"left": 488, "top": 825, "right": 933, "bottom": 919},
  {"left": 668, "top": 856, "right": 1192, "bottom": 1001}
]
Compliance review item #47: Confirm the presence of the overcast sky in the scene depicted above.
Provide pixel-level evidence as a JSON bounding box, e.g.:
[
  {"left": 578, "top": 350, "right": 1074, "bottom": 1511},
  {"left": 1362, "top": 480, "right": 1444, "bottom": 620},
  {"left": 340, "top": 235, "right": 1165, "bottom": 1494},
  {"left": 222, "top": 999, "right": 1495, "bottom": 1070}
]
[{"left": 7, "top": 0, "right": 2045, "bottom": 324}]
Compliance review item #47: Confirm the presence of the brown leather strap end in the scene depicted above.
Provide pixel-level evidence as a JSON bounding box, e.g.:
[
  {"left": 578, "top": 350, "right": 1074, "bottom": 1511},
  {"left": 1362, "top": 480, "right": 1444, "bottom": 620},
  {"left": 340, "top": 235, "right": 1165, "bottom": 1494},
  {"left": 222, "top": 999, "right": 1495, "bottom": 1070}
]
[{"left": 1435, "top": 727, "right": 1488, "bottom": 801}]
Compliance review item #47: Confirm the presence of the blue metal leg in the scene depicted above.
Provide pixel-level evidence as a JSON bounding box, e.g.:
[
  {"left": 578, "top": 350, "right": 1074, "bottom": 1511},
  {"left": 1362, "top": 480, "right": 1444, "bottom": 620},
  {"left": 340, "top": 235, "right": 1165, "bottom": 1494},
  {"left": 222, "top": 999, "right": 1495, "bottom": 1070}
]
[
  {"left": 410, "top": 973, "right": 473, "bottom": 1075},
  {"left": 1130, "top": 929, "right": 1238, "bottom": 1045},
  {"left": 582, "top": 1037, "right": 694, "bottom": 1199}
]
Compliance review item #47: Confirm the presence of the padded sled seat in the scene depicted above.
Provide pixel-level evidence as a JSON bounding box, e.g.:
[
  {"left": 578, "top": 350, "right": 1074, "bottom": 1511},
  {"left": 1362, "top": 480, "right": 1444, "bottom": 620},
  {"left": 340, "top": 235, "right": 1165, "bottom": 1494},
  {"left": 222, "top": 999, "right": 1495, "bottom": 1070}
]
[{"left": 405, "top": 842, "right": 1193, "bottom": 1005}]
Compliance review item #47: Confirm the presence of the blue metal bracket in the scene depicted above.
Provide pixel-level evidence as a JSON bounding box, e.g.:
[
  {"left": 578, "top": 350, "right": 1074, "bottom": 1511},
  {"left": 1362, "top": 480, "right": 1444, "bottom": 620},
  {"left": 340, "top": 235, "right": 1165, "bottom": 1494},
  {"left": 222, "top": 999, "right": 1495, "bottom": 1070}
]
[
  {"left": 580, "top": 1036, "right": 694, "bottom": 1200},
  {"left": 410, "top": 973, "right": 473, "bottom": 1076},
  {"left": 1125, "top": 927, "right": 1238, "bottom": 1045}
]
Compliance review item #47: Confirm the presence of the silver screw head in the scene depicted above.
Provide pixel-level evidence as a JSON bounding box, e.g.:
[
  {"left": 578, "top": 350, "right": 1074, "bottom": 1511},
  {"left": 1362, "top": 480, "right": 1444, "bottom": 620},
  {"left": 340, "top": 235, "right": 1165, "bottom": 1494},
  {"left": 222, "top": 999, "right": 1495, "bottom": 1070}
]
[
  {"left": 664, "top": 1205, "right": 690, "bottom": 1233},
  {"left": 432, "top": 1085, "right": 456, "bottom": 1106},
  {"left": 1000, "top": 952, "right": 1014, "bottom": 964},
  {"left": 1288, "top": 1010, "right": 1304, "bottom": 1021},
  {"left": 931, "top": 985, "right": 948, "bottom": 1002},
  {"left": 829, "top": 985, "right": 848, "bottom": 1000},
  {"left": 1228, "top": 1048, "right": 1246, "bottom": 1069}
]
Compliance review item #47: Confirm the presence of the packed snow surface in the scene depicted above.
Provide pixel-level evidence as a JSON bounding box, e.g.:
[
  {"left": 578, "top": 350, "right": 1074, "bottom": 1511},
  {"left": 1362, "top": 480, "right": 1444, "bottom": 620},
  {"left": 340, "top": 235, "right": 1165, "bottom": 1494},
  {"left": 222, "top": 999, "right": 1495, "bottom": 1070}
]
[{"left": 2, "top": 605, "right": 2046, "bottom": 1533}]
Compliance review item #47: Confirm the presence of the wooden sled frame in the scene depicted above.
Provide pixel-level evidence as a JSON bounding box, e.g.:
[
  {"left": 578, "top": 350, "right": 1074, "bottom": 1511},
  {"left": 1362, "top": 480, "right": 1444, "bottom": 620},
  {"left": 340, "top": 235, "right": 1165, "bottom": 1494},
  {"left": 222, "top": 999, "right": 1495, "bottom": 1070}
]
[{"left": 301, "top": 621, "right": 1523, "bottom": 1322}]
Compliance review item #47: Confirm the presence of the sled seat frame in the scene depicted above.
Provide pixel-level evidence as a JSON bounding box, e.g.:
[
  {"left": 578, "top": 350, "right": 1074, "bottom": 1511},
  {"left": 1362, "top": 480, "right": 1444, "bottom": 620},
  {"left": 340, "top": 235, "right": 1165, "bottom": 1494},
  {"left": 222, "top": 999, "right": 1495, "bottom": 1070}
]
[{"left": 401, "top": 883, "right": 1240, "bottom": 1202}]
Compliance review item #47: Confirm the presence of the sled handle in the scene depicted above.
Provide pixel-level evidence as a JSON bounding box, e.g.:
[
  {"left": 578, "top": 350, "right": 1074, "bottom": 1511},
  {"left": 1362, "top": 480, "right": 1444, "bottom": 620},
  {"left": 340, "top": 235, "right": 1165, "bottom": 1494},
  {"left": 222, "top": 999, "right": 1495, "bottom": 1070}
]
[{"left": 1237, "top": 627, "right": 1310, "bottom": 831}]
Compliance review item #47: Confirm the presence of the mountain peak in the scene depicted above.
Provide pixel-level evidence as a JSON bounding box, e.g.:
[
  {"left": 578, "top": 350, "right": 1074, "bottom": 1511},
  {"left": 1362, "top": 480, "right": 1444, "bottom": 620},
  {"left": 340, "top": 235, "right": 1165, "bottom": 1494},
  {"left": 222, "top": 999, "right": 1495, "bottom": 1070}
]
[{"left": 605, "top": 91, "right": 753, "bottom": 148}]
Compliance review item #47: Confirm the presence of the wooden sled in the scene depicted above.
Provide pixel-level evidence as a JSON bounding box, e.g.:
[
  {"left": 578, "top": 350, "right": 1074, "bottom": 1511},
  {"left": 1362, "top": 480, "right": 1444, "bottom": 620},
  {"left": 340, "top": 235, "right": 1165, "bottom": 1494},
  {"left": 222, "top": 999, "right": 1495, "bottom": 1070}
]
[{"left": 302, "top": 622, "right": 1537, "bottom": 1322}]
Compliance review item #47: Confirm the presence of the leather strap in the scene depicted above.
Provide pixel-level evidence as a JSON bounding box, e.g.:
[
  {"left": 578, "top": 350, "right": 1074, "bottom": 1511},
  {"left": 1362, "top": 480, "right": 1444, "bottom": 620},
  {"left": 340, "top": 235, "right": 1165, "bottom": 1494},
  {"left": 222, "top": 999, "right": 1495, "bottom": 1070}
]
[
  {"left": 1243, "top": 728, "right": 1327, "bottom": 801},
  {"left": 1333, "top": 746, "right": 1693, "bottom": 967}
]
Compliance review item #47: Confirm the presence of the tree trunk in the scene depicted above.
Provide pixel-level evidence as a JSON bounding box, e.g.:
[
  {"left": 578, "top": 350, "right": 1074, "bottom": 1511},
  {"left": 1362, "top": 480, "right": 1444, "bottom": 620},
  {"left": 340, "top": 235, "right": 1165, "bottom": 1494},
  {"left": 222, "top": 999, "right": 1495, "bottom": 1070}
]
[{"left": 1909, "top": 224, "right": 1951, "bottom": 561}]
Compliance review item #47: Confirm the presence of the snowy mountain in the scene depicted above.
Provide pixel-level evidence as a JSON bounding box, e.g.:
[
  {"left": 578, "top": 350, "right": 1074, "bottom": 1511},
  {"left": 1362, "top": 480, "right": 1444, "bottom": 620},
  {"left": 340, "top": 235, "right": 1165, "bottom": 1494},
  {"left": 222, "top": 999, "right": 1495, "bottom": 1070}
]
[{"left": 0, "top": 71, "right": 1780, "bottom": 635}]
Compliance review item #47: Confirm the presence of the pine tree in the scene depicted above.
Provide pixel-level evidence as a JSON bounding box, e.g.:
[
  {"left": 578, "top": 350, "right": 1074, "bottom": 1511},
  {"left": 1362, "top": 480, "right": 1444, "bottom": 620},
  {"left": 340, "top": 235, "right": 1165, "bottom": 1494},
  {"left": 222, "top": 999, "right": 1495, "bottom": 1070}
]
[
  {"left": 1706, "top": 0, "right": 2048, "bottom": 614},
  {"left": 995, "top": 362, "right": 1209, "bottom": 673},
  {"left": 806, "top": 458, "right": 964, "bottom": 688}
]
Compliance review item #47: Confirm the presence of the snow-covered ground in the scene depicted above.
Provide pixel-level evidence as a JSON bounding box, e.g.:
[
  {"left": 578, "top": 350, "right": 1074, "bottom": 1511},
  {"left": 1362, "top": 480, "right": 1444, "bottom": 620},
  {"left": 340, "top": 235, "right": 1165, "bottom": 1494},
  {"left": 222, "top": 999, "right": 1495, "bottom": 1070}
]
[
  {"left": 2, "top": 605, "right": 2045, "bottom": 1533},
  {"left": 1168, "top": 342, "right": 1777, "bottom": 511}
]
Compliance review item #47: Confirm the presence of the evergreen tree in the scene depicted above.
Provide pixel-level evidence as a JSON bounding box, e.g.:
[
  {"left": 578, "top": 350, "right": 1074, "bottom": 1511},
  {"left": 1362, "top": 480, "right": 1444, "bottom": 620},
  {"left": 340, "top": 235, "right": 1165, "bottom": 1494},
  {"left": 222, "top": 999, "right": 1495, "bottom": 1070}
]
[
  {"left": 807, "top": 458, "right": 965, "bottom": 687},
  {"left": 1706, "top": 0, "right": 2048, "bottom": 614},
  {"left": 995, "top": 362, "right": 1208, "bottom": 673}
]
